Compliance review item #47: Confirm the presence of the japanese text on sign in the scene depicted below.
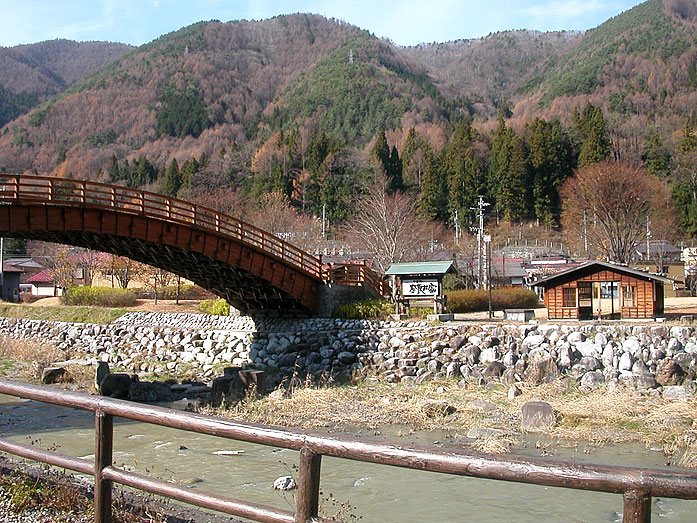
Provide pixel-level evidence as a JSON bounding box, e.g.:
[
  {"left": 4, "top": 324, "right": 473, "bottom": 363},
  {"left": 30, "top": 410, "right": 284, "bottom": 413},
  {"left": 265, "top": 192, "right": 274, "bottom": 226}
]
[{"left": 402, "top": 279, "right": 439, "bottom": 296}]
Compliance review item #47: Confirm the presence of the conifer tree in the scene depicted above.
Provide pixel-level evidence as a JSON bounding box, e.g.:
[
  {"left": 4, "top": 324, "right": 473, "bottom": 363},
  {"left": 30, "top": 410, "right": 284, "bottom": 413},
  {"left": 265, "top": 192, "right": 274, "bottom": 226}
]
[
  {"left": 387, "top": 145, "right": 404, "bottom": 193},
  {"left": 418, "top": 149, "right": 447, "bottom": 222},
  {"left": 488, "top": 119, "right": 529, "bottom": 222},
  {"left": 573, "top": 103, "right": 611, "bottom": 168},
  {"left": 401, "top": 128, "right": 430, "bottom": 192},
  {"left": 525, "top": 118, "right": 574, "bottom": 226},
  {"left": 161, "top": 158, "right": 181, "bottom": 197},
  {"left": 443, "top": 120, "right": 484, "bottom": 226}
]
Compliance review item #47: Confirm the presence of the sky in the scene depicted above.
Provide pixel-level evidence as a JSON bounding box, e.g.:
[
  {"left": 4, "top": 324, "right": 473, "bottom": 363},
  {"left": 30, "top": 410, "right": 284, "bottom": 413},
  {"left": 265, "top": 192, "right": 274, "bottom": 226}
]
[{"left": 0, "top": 0, "right": 646, "bottom": 48}]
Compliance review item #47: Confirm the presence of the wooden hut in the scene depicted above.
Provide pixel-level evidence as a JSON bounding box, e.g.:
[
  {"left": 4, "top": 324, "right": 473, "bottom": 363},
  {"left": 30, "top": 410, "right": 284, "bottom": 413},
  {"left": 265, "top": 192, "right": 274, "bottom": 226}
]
[{"left": 534, "top": 261, "right": 672, "bottom": 320}]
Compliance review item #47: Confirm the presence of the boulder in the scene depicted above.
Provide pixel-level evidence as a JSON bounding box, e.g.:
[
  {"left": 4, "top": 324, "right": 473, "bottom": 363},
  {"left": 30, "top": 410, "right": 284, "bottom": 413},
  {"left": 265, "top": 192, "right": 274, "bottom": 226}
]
[
  {"left": 661, "top": 385, "right": 696, "bottom": 401},
  {"left": 523, "top": 350, "right": 559, "bottom": 385},
  {"left": 272, "top": 476, "right": 296, "bottom": 491},
  {"left": 41, "top": 366, "right": 68, "bottom": 384},
  {"left": 99, "top": 373, "right": 137, "bottom": 399},
  {"left": 420, "top": 399, "right": 457, "bottom": 418},
  {"left": 483, "top": 361, "right": 506, "bottom": 379},
  {"left": 579, "top": 371, "right": 605, "bottom": 390},
  {"left": 521, "top": 401, "right": 556, "bottom": 433},
  {"left": 655, "top": 358, "right": 684, "bottom": 386}
]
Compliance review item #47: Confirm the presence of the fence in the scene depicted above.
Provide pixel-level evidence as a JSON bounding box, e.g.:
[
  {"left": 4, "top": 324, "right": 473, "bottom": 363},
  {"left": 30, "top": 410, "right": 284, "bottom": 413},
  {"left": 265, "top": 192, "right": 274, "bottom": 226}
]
[
  {"left": 0, "top": 380, "right": 696, "bottom": 522},
  {"left": 0, "top": 174, "right": 323, "bottom": 280},
  {"left": 324, "top": 261, "right": 387, "bottom": 297}
]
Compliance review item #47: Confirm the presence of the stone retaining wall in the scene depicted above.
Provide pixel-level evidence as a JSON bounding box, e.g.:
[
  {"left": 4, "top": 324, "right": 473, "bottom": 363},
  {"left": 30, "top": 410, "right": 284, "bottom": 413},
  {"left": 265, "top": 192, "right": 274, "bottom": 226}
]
[{"left": 1, "top": 313, "right": 695, "bottom": 393}]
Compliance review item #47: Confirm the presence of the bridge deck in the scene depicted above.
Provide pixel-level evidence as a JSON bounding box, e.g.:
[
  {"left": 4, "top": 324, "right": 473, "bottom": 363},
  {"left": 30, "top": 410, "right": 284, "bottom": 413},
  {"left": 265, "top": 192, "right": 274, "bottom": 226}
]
[{"left": 0, "top": 174, "right": 323, "bottom": 313}]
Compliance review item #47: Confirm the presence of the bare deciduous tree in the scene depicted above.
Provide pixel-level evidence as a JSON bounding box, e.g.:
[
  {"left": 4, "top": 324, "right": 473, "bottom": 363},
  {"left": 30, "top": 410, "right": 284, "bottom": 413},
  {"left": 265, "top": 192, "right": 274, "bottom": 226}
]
[
  {"left": 560, "top": 160, "right": 675, "bottom": 265},
  {"left": 105, "top": 254, "right": 143, "bottom": 289},
  {"left": 342, "top": 175, "right": 441, "bottom": 273},
  {"left": 247, "top": 192, "right": 323, "bottom": 253}
]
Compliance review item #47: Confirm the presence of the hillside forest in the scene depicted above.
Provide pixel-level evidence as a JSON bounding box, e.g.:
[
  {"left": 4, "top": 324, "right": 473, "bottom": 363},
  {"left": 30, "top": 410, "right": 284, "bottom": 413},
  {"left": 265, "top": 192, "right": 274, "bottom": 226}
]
[{"left": 1, "top": 0, "right": 697, "bottom": 271}]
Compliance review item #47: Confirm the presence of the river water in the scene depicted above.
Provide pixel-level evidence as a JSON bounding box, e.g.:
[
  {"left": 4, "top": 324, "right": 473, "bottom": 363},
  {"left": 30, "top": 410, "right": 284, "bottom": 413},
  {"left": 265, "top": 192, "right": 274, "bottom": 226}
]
[{"left": 0, "top": 394, "right": 694, "bottom": 522}]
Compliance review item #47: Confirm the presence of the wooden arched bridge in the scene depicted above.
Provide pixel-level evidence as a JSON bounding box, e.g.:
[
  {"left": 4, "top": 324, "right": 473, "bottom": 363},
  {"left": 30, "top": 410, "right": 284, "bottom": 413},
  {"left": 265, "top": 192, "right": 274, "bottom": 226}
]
[{"left": 0, "top": 174, "right": 358, "bottom": 314}]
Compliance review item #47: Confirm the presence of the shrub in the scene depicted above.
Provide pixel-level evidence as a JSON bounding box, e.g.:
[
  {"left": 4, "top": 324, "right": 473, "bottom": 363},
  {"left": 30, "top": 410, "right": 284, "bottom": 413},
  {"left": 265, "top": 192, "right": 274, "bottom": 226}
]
[
  {"left": 156, "top": 284, "right": 206, "bottom": 300},
  {"left": 62, "top": 286, "right": 137, "bottom": 307},
  {"left": 199, "top": 298, "right": 230, "bottom": 316},
  {"left": 333, "top": 299, "right": 394, "bottom": 320},
  {"left": 446, "top": 287, "right": 540, "bottom": 313}
]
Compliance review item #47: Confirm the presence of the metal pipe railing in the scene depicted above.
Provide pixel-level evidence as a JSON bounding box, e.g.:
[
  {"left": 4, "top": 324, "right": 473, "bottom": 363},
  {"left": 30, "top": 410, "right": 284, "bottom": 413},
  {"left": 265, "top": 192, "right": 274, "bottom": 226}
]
[{"left": 0, "top": 379, "right": 696, "bottom": 522}]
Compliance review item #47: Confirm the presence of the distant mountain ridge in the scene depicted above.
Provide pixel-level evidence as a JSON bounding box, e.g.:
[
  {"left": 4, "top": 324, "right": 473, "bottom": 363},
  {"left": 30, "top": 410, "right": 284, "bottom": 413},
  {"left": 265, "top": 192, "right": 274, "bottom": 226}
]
[
  {"left": 0, "top": 39, "right": 132, "bottom": 127},
  {"left": 0, "top": 0, "right": 695, "bottom": 182}
]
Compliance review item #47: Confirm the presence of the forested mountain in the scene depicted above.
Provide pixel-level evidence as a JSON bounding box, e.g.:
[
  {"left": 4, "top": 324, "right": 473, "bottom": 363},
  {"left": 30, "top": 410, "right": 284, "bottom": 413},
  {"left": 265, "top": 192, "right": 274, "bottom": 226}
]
[
  {"left": 0, "top": 1, "right": 696, "bottom": 240},
  {"left": 0, "top": 39, "right": 132, "bottom": 127},
  {"left": 403, "top": 30, "right": 582, "bottom": 117}
]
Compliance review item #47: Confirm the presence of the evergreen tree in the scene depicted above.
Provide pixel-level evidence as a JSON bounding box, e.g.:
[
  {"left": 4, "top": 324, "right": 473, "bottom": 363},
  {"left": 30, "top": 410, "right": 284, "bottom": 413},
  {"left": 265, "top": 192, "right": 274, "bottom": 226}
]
[
  {"left": 387, "top": 145, "right": 404, "bottom": 193},
  {"left": 371, "top": 130, "right": 391, "bottom": 177},
  {"left": 132, "top": 155, "right": 156, "bottom": 187},
  {"left": 443, "top": 120, "right": 484, "bottom": 226},
  {"left": 642, "top": 130, "right": 672, "bottom": 177},
  {"left": 573, "top": 103, "right": 611, "bottom": 168},
  {"left": 401, "top": 128, "right": 430, "bottom": 193},
  {"left": 180, "top": 157, "right": 201, "bottom": 192},
  {"left": 525, "top": 118, "right": 574, "bottom": 226},
  {"left": 107, "top": 154, "right": 121, "bottom": 182},
  {"left": 488, "top": 119, "right": 530, "bottom": 222},
  {"left": 418, "top": 149, "right": 448, "bottom": 222},
  {"left": 672, "top": 121, "right": 697, "bottom": 236},
  {"left": 161, "top": 159, "right": 182, "bottom": 197}
]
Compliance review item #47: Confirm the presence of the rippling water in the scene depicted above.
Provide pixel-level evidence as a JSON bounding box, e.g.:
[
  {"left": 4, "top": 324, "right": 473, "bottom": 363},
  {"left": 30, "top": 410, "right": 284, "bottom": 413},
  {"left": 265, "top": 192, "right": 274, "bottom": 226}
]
[{"left": 0, "top": 395, "right": 694, "bottom": 522}]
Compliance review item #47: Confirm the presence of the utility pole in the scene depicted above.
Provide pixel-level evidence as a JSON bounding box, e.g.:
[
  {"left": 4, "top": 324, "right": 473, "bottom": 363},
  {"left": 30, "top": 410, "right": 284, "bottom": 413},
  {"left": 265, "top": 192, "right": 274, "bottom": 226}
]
[
  {"left": 485, "top": 234, "right": 492, "bottom": 318},
  {"left": 321, "top": 204, "right": 327, "bottom": 241},
  {"left": 471, "top": 196, "right": 489, "bottom": 290},
  {"left": 453, "top": 209, "right": 460, "bottom": 246},
  {"left": 0, "top": 237, "right": 4, "bottom": 301},
  {"left": 646, "top": 216, "right": 651, "bottom": 264}
]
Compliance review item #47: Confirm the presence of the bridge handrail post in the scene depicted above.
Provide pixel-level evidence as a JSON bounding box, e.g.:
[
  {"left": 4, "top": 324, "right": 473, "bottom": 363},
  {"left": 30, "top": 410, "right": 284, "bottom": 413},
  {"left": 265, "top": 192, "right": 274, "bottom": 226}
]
[
  {"left": 48, "top": 178, "right": 53, "bottom": 202},
  {"left": 296, "top": 446, "right": 322, "bottom": 523},
  {"left": 623, "top": 490, "right": 651, "bottom": 523},
  {"left": 94, "top": 409, "right": 114, "bottom": 523},
  {"left": 80, "top": 180, "right": 86, "bottom": 205},
  {"left": 11, "top": 175, "right": 19, "bottom": 201}
]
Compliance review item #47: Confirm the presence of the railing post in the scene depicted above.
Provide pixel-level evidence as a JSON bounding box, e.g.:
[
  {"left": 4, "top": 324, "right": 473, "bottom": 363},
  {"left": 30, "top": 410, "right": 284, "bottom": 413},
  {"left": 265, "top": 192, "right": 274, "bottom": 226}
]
[
  {"left": 623, "top": 489, "right": 651, "bottom": 523},
  {"left": 94, "top": 410, "right": 114, "bottom": 523},
  {"left": 296, "top": 446, "right": 322, "bottom": 523}
]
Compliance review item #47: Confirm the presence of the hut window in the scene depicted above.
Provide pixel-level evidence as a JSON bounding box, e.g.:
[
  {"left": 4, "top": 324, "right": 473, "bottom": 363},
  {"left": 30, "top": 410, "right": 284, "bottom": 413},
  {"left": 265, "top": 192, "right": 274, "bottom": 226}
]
[
  {"left": 623, "top": 285, "right": 636, "bottom": 307},
  {"left": 562, "top": 287, "right": 576, "bottom": 308}
]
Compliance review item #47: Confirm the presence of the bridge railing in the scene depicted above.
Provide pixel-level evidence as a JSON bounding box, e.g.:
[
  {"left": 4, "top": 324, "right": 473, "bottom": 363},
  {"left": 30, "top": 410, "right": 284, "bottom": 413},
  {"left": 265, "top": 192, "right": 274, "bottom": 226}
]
[
  {"left": 325, "top": 261, "right": 388, "bottom": 297},
  {"left": 0, "top": 174, "right": 322, "bottom": 280},
  {"left": 1, "top": 379, "right": 696, "bottom": 523}
]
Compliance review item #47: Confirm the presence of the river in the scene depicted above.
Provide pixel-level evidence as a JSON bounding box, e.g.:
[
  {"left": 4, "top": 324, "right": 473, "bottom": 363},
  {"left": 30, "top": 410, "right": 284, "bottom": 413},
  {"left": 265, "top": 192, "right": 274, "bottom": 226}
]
[{"left": 0, "top": 394, "right": 694, "bottom": 522}]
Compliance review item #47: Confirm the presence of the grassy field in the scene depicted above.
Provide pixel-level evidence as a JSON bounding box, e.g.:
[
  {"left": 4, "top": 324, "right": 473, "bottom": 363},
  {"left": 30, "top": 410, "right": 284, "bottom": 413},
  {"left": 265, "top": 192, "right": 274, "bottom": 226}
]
[{"left": 0, "top": 303, "right": 127, "bottom": 323}]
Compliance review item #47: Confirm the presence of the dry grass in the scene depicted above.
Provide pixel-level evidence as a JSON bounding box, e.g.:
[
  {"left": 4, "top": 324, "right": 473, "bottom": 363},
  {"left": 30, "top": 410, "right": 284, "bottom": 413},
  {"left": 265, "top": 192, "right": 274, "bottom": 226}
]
[
  {"left": 204, "top": 378, "right": 697, "bottom": 451},
  {"left": 0, "top": 337, "right": 67, "bottom": 381},
  {"left": 0, "top": 337, "right": 96, "bottom": 389}
]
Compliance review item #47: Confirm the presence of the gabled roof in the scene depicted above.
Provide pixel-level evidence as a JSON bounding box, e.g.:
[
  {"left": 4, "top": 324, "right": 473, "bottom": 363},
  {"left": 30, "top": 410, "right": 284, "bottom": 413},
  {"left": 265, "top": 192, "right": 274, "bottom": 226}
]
[
  {"left": 27, "top": 269, "right": 55, "bottom": 284},
  {"left": 534, "top": 260, "right": 673, "bottom": 288},
  {"left": 2, "top": 262, "right": 24, "bottom": 273},
  {"left": 386, "top": 260, "right": 456, "bottom": 276}
]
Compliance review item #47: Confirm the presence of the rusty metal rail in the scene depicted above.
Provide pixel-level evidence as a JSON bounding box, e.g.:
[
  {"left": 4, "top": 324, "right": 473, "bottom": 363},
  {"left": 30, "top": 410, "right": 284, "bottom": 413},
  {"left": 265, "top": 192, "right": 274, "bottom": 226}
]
[
  {"left": 0, "top": 174, "right": 323, "bottom": 280},
  {"left": 1, "top": 380, "right": 697, "bottom": 522}
]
